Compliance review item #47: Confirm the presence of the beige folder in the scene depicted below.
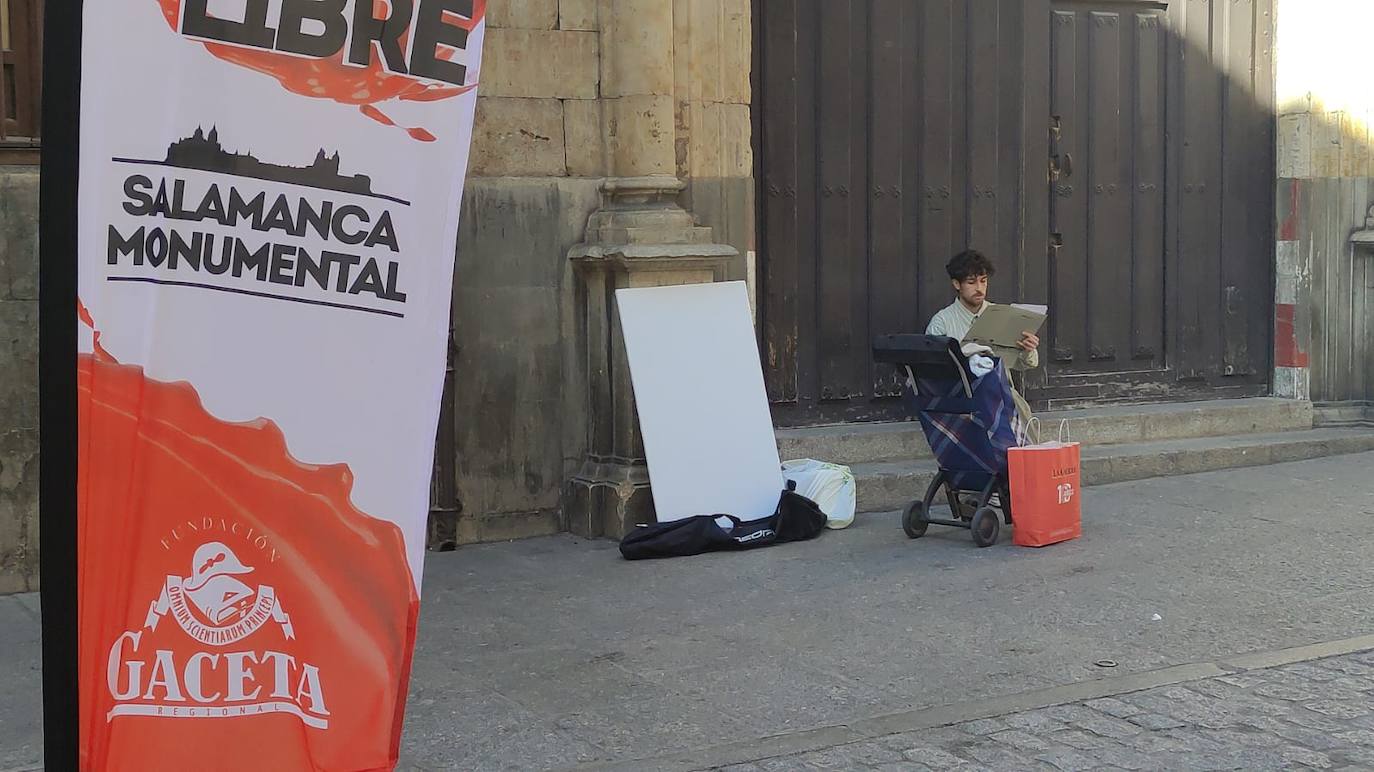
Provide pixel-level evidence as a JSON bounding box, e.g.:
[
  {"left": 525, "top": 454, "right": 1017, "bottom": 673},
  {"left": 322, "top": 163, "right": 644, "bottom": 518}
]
[{"left": 962, "top": 304, "right": 1048, "bottom": 360}]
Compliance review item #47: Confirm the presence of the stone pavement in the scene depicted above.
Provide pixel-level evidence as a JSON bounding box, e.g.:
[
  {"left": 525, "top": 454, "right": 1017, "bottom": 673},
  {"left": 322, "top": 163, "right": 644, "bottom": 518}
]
[
  {"left": 708, "top": 647, "right": 1374, "bottom": 772},
  {"left": 5, "top": 452, "right": 1374, "bottom": 770}
]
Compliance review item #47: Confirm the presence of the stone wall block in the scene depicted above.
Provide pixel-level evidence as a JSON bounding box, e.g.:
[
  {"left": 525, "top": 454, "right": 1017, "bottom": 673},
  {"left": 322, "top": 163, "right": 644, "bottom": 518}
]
[
  {"left": 1312, "top": 110, "right": 1343, "bottom": 178},
  {"left": 564, "top": 99, "right": 607, "bottom": 176},
  {"left": 1339, "top": 111, "right": 1371, "bottom": 178},
  {"left": 470, "top": 97, "right": 568, "bottom": 177},
  {"left": 1278, "top": 113, "right": 1312, "bottom": 179},
  {"left": 0, "top": 301, "right": 38, "bottom": 431},
  {"left": 608, "top": 94, "right": 677, "bottom": 177},
  {"left": 721, "top": 0, "right": 751, "bottom": 104},
  {"left": 0, "top": 428, "right": 40, "bottom": 594},
  {"left": 0, "top": 172, "right": 39, "bottom": 300},
  {"left": 449, "top": 179, "right": 601, "bottom": 535},
  {"left": 1364, "top": 108, "right": 1374, "bottom": 176},
  {"left": 1276, "top": 86, "right": 1312, "bottom": 118},
  {"left": 600, "top": 0, "right": 674, "bottom": 98},
  {"left": 676, "top": 1, "right": 723, "bottom": 104},
  {"left": 671, "top": 0, "right": 749, "bottom": 105},
  {"left": 482, "top": 29, "right": 599, "bottom": 99},
  {"left": 488, "top": 0, "right": 558, "bottom": 29},
  {"left": 682, "top": 101, "right": 753, "bottom": 180},
  {"left": 560, "top": 0, "right": 598, "bottom": 30},
  {"left": 718, "top": 102, "right": 753, "bottom": 177}
]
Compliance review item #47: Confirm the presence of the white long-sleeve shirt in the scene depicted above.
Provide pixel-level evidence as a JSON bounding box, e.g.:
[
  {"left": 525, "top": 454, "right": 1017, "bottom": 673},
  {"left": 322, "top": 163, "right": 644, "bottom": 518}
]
[{"left": 926, "top": 299, "right": 1040, "bottom": 370}]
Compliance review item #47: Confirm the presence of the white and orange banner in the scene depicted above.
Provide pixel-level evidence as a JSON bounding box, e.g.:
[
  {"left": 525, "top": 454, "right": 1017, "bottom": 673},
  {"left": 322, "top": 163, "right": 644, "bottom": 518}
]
[{"left": 75, "top": 1, "right": 486, "bottom": 768}]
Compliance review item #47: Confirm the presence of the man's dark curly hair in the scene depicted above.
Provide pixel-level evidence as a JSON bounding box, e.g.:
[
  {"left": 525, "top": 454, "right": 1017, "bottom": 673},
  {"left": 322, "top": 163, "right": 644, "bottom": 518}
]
[{"left": 946, "top": 249, "right": 996, "bottom": 282}]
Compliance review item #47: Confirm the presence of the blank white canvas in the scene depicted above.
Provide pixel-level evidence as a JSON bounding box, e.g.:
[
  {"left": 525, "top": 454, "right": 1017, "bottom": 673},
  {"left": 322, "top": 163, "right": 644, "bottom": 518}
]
[{"left": 616, "top": 281, "right": 784, "bottom": 523}]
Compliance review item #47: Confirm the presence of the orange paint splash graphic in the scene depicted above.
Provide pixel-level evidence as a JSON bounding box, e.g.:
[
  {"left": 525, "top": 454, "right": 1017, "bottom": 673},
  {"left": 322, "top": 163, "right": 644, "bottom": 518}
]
[
  {"left": 77, "top": 302, "right": 419, "bottom": 769},
  {"left": 156, "top": 0, "right": 486, "bottom": 141}
]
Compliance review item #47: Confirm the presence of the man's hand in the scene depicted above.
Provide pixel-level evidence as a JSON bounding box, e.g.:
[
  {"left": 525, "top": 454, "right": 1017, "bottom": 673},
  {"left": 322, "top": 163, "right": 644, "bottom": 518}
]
[{"left": 1017, "top": 331, "right": 1040, "bottom": 352}]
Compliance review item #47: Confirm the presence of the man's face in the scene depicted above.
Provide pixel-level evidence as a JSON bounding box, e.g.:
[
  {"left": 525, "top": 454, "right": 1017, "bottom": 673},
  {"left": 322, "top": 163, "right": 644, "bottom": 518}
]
[{"left": 952, "top": 273, "right": 988, "bottom": 310}]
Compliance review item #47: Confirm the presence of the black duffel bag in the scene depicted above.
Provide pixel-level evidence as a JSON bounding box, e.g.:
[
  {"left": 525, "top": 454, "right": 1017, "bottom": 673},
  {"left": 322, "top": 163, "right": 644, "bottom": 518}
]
[{"left": 619, "top": 482, "right": 827, "bottom": 560}]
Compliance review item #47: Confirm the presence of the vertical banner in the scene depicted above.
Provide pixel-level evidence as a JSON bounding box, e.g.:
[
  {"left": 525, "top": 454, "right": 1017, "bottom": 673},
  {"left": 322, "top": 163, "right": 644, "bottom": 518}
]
[{"left": 74, "top": 0, "right": 486, "bottom": 768}]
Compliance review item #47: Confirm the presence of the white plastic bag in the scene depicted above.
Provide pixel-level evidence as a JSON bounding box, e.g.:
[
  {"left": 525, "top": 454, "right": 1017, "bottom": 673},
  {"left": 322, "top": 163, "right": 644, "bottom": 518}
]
[{"left": 781, "top": 458, "right": 857, "bottom": 529}]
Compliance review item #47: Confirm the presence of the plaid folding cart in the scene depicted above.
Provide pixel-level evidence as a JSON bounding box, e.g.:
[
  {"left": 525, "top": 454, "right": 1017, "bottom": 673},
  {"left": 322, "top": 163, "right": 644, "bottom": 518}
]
[{"left": 872, "top": 334, "right": 1027, "bottom": 547}]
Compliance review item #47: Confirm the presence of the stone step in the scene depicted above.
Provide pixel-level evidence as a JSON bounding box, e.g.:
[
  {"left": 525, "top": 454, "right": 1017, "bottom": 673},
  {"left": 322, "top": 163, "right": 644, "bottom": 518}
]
[
  {"left": 850, "top": 426, "right": 1374, "bottom": 515},
  {"left": 777, "top": 397, "right": 1313, "bottom": 466}
]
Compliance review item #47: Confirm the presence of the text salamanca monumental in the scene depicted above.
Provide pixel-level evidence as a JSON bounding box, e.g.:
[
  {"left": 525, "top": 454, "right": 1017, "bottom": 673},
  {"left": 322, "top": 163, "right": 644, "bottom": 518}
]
[{"left": 162, "top": 127, "right": 406, "bottom": 205}]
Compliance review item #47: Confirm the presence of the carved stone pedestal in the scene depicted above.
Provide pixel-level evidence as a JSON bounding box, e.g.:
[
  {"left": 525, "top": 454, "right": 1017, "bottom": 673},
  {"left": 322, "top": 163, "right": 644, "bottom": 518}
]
[{"left": 563, "top": 176, "right": 738, "bottom": 538}]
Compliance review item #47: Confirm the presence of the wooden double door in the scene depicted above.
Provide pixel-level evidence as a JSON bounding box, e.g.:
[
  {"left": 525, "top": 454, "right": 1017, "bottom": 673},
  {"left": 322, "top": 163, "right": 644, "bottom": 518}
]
[{"left": 755, "top": 0, "right": 1275, "bottom": 425}]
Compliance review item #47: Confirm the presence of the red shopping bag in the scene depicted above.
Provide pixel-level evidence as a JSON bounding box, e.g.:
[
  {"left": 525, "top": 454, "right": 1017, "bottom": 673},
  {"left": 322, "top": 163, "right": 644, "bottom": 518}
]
[{"left": 1008, "top": 428, "right": 1082, "bottom": 547}]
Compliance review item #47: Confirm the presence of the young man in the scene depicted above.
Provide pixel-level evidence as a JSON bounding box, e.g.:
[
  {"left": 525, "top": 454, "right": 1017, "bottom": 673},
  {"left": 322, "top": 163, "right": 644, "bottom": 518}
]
[{"left": 925, "top": 249, "right": 1039, "bottom": 421}]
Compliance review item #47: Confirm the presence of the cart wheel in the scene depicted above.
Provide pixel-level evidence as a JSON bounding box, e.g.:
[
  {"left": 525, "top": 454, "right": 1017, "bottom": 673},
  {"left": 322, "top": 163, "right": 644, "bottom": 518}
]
[
  {"left": 971, "top": 507, "right": 1000, "bottom": 547},
  {"left": 902, "top": 501, "right": 929, "bottom": 539}
]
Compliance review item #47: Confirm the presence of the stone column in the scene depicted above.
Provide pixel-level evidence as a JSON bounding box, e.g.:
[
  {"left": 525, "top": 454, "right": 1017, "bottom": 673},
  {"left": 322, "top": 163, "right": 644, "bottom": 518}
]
[
  {"left": 1272, "top": 0, "right": 1374, "bottom": 422},
  {"left": 563, "top": 0, "right": 743, "bottom": 538}
]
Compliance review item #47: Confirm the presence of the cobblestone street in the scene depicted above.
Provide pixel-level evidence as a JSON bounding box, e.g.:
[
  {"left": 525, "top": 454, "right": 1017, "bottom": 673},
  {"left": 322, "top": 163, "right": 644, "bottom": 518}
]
[{"left": 722, "top": 649, "right": 1374, "bottom": 771}]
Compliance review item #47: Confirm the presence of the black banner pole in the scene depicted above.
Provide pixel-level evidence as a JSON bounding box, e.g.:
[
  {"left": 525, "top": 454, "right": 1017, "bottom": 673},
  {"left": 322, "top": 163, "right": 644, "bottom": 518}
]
[{"left": 38, "top": 0, "right": 83, "bottom": 766}]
